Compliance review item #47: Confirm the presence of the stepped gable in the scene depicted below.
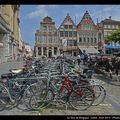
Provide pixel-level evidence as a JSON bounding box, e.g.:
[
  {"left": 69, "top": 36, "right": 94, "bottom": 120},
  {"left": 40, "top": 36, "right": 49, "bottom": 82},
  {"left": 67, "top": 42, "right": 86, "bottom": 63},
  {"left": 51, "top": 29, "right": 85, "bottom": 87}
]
[
  {"left": 41, "top": 16, "right": 55, "bottom": 24},
  {"left": 58, "top": 13, "right": 76, "bottom": 29},
  {"left": 77, "top": 11, "right": 98, "bottom": 31}
]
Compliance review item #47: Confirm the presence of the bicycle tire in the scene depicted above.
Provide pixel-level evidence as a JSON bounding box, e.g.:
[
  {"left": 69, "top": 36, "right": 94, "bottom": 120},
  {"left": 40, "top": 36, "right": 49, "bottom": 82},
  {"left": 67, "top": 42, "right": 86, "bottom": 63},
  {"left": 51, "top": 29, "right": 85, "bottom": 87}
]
[
  {"left": 69, "top": 86, "right": 95, "bottom": 111},
  {"left": 92, "top": 85, "right": 106, "bottom": 106},
  {"left": 29, "top": 88, "right": 51, "bottom": 110},
  {"left": 22, "top": 81, "right": 47, "bottom": 110},
  {"left": 0, "top": 84, "right": 7, "bottom": 111}
]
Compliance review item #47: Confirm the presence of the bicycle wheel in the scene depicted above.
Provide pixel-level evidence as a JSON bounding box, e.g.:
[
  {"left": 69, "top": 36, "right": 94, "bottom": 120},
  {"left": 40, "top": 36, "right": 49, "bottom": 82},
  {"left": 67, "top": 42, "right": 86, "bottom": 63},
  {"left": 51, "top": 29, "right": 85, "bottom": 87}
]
[
  {"left": 92, "top": 85, "right": 106, "bottom": 106},
  {"left": 22, "top": 81, "right": 47, "bottom": 110},
  {"left": 29, "top": 88, "right": 50, "bottom": 110},
  {"left": 0, "top": 84, "right": 7, "bottom": 111},
  {"left": 69, "top": 86, "right": 95, "bottom": 111}
]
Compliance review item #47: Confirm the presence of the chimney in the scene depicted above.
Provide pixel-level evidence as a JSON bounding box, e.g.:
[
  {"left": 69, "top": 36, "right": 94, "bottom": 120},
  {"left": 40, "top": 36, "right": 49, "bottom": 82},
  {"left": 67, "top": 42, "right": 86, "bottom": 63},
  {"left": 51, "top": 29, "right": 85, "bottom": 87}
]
[
  {"left": 97, "top": 18, "right": 99, "bottom": 24},
  {"left": 109, "top": 16, "right": 111, "bottom": 20}
]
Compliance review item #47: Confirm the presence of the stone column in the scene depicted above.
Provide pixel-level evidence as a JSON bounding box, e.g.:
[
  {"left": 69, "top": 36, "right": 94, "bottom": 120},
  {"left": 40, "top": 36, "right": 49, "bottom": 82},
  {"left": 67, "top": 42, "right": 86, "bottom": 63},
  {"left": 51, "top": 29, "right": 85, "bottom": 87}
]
[
  {"left": 47, "top": 47, "right": 48, "bottom": 57},
  {"left": 41, "top": 47, "right": 43, "bottom": 56},
  {"left": 36, "top": 47, "right": 38, "bottom": 57},
  {"left": 52, "top": 47, "right": 54, "bottom": 57}
]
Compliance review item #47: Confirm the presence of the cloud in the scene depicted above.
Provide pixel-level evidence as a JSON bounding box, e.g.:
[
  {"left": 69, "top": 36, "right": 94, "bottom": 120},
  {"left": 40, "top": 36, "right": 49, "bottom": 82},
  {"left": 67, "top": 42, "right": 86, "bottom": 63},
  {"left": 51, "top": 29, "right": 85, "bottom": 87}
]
[
  {"left": 91, "top": 5, "right": 120, "bottom": 22},
  {"left": 26, "top": 5, "right": 57, "bottom": 19}
]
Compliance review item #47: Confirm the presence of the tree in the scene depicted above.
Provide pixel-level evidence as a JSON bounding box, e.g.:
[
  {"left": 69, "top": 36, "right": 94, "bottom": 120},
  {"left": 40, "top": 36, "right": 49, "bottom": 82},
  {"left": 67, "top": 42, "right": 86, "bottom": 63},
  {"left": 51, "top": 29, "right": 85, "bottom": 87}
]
[
  {"left": 104, "top": 29, "right": 120, "bottom": 44},
  {"left": 98, "top": 41, "right": 103, "bottom": 49}
]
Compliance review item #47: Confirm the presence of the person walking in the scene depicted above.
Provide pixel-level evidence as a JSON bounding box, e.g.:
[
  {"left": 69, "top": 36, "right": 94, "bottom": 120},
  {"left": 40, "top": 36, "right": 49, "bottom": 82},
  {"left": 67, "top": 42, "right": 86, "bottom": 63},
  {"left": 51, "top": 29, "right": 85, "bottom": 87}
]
[
  {"left": 17, "top": 53, "right": 20, "bottom": 62},
  {"left": 83, "top": 50, "right": 88, "bottom": 65},
  {"left": 77, "top": 54, "right": 81, "bottom": 66}
]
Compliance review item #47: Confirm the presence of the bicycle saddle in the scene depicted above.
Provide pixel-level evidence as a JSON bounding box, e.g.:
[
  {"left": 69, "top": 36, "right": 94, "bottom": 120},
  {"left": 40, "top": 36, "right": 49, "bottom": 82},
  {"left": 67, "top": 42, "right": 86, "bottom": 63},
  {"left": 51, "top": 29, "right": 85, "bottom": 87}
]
[{"left": 10, "top": 69, "right": 23, "bottom": 74}]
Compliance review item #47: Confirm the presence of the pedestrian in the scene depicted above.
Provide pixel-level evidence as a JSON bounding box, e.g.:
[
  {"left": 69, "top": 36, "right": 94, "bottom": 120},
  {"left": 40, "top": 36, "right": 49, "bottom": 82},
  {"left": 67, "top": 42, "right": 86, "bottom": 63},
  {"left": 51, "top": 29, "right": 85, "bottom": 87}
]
[
  {"left": 13, "top": 53, "right": 15, "bottom": 60},
  {"left": 77, "top": 54, "right": 81, "bottom": 66},
  {"left": 83, "top": 50, "right": 88, "bottom": 65},
  {"left": 17, "top": 53, "right": 20, "bottom": 62},
  {"left": 113, "top": 57, "right": 120, "bottom": 81}
]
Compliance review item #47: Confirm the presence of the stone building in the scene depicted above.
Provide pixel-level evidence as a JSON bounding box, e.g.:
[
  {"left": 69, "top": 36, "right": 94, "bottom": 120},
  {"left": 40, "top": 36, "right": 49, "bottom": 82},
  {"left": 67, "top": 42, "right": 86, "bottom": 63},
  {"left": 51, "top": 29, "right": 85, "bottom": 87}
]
[
  {"left": 0, "top": 5, "right": 10, "bottom": 63},
  {"left": 98, "top": 16, "right": 120, "bottom": 46},
  {"left": 58, "top": 13, "right": 77, "bottom": 56},
  {"left": 77, "top": 11, "right": 101, "bottom": 55},
  {"left": 0, "top": 5, "right": 22, "bottom": 63},
  {"left": 35, "top": 16, "right": 59, "bottom": 58}
]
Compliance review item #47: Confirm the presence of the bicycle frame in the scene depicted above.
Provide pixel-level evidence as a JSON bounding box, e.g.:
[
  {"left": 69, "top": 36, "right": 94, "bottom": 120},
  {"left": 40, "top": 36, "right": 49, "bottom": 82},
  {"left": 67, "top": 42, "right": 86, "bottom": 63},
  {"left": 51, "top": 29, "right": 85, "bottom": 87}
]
[{"left": 59, "top": 75, "right": 83, "bottom": 97}]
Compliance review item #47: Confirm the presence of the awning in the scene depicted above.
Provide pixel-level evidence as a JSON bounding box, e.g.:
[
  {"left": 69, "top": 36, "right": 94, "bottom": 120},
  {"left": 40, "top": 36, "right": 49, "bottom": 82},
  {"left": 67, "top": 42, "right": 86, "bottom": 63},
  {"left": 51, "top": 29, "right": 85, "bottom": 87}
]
[
  {"left": 78, "top": 46, "right": 99, "bottom": 54},
  {"left": 105, "top": 46, "right": 120, "bottom": 49}
]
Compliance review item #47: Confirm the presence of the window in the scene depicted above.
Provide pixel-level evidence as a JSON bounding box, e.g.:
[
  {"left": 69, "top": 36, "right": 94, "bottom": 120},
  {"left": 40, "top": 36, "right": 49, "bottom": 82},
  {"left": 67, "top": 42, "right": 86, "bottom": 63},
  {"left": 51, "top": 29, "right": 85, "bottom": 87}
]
[
  {"left": 73, "top": 31, "right": 77, "bottom": 37},
  {"left": 87, "top": 38, "right": 89, "bottom": 43},
  {"left": 64, "top": 25, "right": 68, "bottom": 29},
  {"left": 91, "top": 38, "right": 93, "bottom": 43},
  {"left": 38, "top": 47, "right": 41, "bottom": 55},
  {"left": 60, "top": 40, "right": 62, "bottom": 46},
  {"left": 60, "top": 31, "right": 64, "bottom": 37},
  {"left": 74, "top": 40, "right": 77, "bottom": 46},
  {"left": 68, "top": 40, "right": 73, "bottom": 46},
  {"left": 54, "top": 36, "right": 57, "bottom": 43},
  {"left": 48, "top": 35, "right": 52, "bottom": 43},
  {"left": 104, "top": 31, "right": 108, "bottom": 37},
  {"left": 43, "top": 26, "right": 47, "bottom": 31},
  {"left": 69, "top": 31, "right": 72, "bottom": 37},
  {"left": 112, "top": 25, "right": 115, "bottom": 29},
  {"left": 115, "top": 25, "right": 119, "bottom": 29},
  {"left": 39, "top": 36, "right": 41, "bottom": 43},
  {"left": 41, "top": 36, "right": 44, "bottom": 43},
  {"left": 79, "top": 37, "right": 82, "bottom": 43},
  {"left": 65, "top": 31, "right": 68, "bottom": 37},
  {"left": 48, "top": 25, "right": 52, "bottom": 31},
  {"left": 108, "top": 25, "right": 111, "bottom": 29},
  {"left": 104, "top": 25, "right": 107, "bottom": 28},
  {"left": 69, "top": 25, "right": 73, "bottom": 29},
  {"left": 43, "top": 47, "right": 47, "bottom": 56},
  {"left": 82, "top": 25, "right": 92, "bottom": 30},
  {"left": 43, "top": 36, "right": 47, "bottom": 43},
  {"left": 94, "top": 38, "right": 96, "bottom": 43},
  {"left": 84, "top": 37, "right": 86, "bottom": 43},
  {"left": 54, "top": 47, "right": 57, "bottom": 55}
]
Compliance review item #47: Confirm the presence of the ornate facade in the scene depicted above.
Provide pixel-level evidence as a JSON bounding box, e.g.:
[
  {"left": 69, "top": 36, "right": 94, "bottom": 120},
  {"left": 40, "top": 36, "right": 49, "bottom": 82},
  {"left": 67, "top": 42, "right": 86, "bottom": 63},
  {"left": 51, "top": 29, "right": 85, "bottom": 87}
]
[
  {"left": 58, "top": 13, "right": 77, "bottom": 56},
  {"left": 35, "top": 16, "right": 59, "bottom": 58},
  {"left": 98, "top": 16, "right": 120, "bottom": 46},
  {"left": 77, "top": 11, "right": 102, "bottom": 54}
]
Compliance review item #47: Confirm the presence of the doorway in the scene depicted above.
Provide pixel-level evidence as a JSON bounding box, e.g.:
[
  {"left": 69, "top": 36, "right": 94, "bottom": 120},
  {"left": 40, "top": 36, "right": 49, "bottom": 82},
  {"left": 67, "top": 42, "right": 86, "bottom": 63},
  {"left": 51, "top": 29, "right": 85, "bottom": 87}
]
[{"left": 48, "top": 50, "right": 52, "bottom": 58}]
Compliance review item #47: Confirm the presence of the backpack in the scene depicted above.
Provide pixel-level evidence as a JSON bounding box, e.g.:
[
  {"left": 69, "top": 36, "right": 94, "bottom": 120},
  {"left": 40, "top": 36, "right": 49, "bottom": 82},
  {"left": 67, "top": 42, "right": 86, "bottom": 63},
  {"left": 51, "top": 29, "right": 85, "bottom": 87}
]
[{"left": 84, "top": 53, "right": 88, "bottom": 60}]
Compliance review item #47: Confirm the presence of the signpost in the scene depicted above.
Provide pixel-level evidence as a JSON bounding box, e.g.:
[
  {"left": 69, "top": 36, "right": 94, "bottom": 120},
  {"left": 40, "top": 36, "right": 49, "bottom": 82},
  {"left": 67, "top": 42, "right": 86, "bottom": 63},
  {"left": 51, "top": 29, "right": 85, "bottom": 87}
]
[{"left": 62, "top": 39, "right": 67, "bottom": 52}]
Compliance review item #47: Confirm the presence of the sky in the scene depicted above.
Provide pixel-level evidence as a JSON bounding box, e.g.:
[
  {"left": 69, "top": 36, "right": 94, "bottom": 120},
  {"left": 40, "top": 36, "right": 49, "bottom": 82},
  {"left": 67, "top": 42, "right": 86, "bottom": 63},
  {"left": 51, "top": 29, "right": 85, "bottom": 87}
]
[{"left": 20, "top": 5, "right": 120, "bottom": 48}]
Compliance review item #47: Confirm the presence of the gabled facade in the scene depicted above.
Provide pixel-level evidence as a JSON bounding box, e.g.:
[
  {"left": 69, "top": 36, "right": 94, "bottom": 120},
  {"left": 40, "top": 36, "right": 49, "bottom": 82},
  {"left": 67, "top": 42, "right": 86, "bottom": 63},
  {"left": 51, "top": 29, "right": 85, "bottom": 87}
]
[
  {"left": 35, "top": 16, "right": 59, "bottom": 58},
  {"left": 58, "top": 13, "right": 77, "bottom": 56},
  {"left": 77, "top": 11, "right": 101, "bottom": 54}
]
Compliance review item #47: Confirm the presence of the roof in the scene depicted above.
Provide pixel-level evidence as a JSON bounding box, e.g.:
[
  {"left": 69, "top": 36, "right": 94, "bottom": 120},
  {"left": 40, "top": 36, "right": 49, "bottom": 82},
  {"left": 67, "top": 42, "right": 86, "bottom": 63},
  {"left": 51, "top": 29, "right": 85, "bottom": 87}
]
[{"left": 101, "top": 19, "right": 120, "bottom": 24}]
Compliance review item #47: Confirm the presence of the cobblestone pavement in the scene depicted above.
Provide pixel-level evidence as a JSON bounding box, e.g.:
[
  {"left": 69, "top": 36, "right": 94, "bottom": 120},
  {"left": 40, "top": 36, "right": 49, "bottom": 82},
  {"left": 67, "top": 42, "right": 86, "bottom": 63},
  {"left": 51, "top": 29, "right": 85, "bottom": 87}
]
[
  {"left": 0, "top": 60, "right": 23, "bottom": 76},
  {"left": 0, "top": 62, "right": 120, "bottom": 115}
]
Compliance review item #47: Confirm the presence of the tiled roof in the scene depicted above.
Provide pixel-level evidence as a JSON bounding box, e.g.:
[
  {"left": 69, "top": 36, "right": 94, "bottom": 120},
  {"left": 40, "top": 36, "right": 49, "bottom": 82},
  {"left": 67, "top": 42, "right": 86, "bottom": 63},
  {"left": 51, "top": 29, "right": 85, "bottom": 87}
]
[{"left": 101, "top": 19, "right": 120, "bottom": 24}]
